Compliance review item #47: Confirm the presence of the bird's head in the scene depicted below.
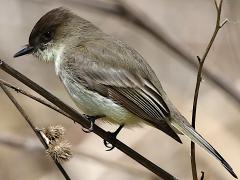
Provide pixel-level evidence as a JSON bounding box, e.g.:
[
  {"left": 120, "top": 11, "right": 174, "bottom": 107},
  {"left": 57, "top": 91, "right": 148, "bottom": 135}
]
[{"left": 14, "top": 7, "right": 98, "bottom": 62}]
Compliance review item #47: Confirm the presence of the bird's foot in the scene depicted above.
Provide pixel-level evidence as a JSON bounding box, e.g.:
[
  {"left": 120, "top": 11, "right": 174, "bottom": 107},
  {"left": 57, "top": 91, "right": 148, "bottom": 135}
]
[
  {"left": 82, "top": 115, "right": 101, "bottom": 133},
  {"left": 103, "top": 124, "right": 124, "bottom": 151}
]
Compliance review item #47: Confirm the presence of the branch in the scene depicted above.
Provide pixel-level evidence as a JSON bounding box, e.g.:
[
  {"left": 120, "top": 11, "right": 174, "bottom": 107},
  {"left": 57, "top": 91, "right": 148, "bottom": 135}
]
[
  {"left": 0, "top": 60, "right": 177, "bottom": 180},
  {"left": 72, "top": 0, "right": 240, "bottom": 106},
  {"left": 0, "top": 132, "right": 152, "bottom": 177},
  {"left": 0, "top": 79, "right": 156, "bottom": 177},
  {"left": 0, "top": 82, "right": 71, "bottom": 180},
  {"left": 0, "top": 78, "right": 72, "bottom": 119},
  {"left": 191, "top": 0, "right": 227, "bottom": 179}
]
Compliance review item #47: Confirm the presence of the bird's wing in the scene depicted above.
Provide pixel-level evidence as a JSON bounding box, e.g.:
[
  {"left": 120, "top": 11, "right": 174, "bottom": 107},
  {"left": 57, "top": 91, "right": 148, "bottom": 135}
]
[
  {"left": 65, "top": 40, "right": 181, "bottom": 143},
  {"left": 64, "top": 39, "right": 237, "bottom": 177}
]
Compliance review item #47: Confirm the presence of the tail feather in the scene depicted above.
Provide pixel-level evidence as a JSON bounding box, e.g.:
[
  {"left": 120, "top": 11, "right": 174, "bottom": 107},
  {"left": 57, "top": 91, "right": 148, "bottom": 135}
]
[
  {"left": 152, "top": 121, "right": 182, "bottom": 144},
  {"left": 170, "top": 119, "right": 238, "bottom": 179}
]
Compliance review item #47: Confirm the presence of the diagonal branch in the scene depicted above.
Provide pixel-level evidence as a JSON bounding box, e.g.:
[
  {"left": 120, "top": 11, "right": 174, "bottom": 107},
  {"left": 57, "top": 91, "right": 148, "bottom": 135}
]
[
  {"left": 191, "top": 0, "right": 227, "bottom": 179},
  {"left": 0, "top": 82, "right": 71, "bottom": 180},
  {"left": 0, "top": 132, "right": 152, "bottom": 178},
  {"left": 0, "top": 78, "right": 71, "bottom": 119},
  {"left": 0, "top": 60, "right": 177, "bottom": 180},
  {"left": 72, "top": 0, "right": 240, "bottom": 106}
]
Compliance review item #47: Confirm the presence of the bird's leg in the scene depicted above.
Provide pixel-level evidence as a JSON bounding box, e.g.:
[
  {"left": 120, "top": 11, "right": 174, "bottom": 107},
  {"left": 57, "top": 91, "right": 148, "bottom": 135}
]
[
  {"left": 82, "top": 114, "right": 102, "bottom": 133},
  {"left": 104, "top": 124, "right": 124, "bottom": 151}
]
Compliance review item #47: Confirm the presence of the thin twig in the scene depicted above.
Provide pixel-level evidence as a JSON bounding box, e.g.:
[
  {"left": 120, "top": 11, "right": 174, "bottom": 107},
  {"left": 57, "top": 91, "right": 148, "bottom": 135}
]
[
  {"left": 191, "top": 0, "right": 226, "bottom": 179},
  {"left": 72, "top": 0, "right": 240, "bottom": 106},
  {"left": 200, "top": 171, "right": 205, "bottom": 180},
  {"left": 0, "top": 78, "right": 72, "bottom": 119},
  {"left": 0, "top": 83, "right": 71, "bottom": 180},
  {"left": 0, "top": 79, "right": 153, "bottom": 176},
  {"left": 0, "top": 132, "right": 152, "bottom": 177},
  {"left": 0, "top": 60, "right": 177, "bottom": 180}
]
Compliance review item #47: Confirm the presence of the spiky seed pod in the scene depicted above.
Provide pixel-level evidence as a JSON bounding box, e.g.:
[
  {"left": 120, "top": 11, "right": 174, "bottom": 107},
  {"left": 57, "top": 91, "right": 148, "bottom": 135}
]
[
  {"left": 46, "top": 140, "right": 72, "bottom": 163},
  {"left": 42, "top": 125, "right": 65, "bottom": 141}
]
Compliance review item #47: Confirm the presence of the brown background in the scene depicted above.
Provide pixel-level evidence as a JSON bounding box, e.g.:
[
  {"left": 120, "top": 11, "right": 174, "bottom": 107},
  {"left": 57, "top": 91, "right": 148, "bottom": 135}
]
[{"left": 0, "top": 0, "right": 239, "bottom": 179}]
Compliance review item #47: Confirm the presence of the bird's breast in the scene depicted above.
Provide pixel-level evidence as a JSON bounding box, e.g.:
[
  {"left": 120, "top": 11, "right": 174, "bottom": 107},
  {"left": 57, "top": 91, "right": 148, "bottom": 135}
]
[{"left": 58, "top": 73, "right": 143, "bottom": 126}]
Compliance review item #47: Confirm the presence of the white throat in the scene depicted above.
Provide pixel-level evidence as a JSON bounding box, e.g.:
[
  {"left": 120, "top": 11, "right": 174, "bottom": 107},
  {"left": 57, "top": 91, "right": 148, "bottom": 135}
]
[
  {"left": 54, "top": 46, "right": 65, "bottom": 75},
  {"left": 34, "top": 44, "right": 65, "bottom": 76}
]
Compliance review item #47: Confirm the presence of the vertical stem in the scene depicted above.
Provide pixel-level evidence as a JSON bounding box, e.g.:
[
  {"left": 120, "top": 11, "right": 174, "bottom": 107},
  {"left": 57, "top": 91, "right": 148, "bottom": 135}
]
[{"left": 191, "top": 0, "right": 224, "bottom": 179}]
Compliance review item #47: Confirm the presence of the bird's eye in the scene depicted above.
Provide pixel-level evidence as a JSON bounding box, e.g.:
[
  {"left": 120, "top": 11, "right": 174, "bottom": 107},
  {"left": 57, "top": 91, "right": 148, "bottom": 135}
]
[{"left": 41, "top": 30, "right": 53, "bottom": 43}]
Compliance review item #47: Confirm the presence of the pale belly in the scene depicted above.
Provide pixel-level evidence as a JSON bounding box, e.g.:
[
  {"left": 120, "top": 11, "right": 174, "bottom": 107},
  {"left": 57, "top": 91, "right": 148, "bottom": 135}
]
[{"left": 61, "top": 76, "right": 143, "bottom": 126}]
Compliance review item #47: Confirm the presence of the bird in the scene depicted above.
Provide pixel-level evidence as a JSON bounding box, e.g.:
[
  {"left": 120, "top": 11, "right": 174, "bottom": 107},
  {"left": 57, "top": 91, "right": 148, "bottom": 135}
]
[{"left": 14, "top": 7, "right": 237, "bottom": 178}]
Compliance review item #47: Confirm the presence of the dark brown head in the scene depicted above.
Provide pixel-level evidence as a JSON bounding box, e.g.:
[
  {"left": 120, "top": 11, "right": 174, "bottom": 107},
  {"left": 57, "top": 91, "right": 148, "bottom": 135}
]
[
  {"left": 29, "top": 7, "right": 72, "bottom": 48},
  {"left": 14, "top": 7, "right": 96, "bottom": 60}
]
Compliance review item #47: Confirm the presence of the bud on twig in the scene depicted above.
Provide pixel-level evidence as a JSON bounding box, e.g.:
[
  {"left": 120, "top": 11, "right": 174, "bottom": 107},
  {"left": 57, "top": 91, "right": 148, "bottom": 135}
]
[
  {"left": 46, "top": 140, "right": 72, "bottom": 163},
  {"left": 39, "top": 125, "right": 72, "bottom": 163},
  {"left": 42, "top": 125, "right": 65, "bottom": 141}
]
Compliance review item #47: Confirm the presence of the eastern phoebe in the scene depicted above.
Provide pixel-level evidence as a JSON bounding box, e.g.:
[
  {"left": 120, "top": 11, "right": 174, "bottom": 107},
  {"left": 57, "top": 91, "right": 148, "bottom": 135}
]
[{"left": 14, "top": 8, "right": 237, "bottom": 178}]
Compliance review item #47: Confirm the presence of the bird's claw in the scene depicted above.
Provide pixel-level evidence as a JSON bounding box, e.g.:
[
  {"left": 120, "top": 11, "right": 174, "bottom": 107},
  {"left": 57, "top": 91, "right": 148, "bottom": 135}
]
[
  {"left": 82, "top": 121, "right": 94, "bottom": 133},
  {"left": 103, "top": 139, "right": 115, "bottom": 151},
  {"left": 103, "top": 125, "right": 124, "bottom": 151},
  {"left": 81, "top": 114, "right": 97, "bottom": 133}
]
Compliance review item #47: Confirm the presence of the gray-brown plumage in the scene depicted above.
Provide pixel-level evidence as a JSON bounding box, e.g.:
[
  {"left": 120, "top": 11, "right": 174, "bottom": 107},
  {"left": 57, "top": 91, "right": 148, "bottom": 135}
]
[{"left": 14, "top": 7, "right": 237, "bottom": 178}]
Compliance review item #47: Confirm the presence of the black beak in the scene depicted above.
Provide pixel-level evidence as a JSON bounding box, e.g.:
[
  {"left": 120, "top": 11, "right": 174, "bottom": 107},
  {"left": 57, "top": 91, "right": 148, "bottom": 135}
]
[{"left": 14, "top": 45, "right": 34, "bottom": 58}]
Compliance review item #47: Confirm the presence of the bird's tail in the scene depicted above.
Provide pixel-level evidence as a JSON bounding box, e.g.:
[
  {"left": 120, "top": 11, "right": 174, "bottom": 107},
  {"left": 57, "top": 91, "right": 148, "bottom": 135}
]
[{"left": 169, "top": 116, "right": 238, "bottom": 179}]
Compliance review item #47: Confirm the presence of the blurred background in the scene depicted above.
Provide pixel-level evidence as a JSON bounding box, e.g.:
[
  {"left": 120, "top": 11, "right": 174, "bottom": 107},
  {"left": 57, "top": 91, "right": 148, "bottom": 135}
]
[{"left": 0, "top": 0, "right": 240, "bottom": 179}]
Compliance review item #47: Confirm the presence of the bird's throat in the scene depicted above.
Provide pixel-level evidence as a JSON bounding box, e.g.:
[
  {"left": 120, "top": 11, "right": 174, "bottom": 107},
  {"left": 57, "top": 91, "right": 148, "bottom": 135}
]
[{"left": 34, "top": 44, "right": 65, "bottom": 76}]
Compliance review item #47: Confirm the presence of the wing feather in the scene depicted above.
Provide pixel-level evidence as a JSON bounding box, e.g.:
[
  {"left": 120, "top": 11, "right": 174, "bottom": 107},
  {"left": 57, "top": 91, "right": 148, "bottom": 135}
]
[{"left": 63, "top": 39, "right": 181, "bottom": 143}]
